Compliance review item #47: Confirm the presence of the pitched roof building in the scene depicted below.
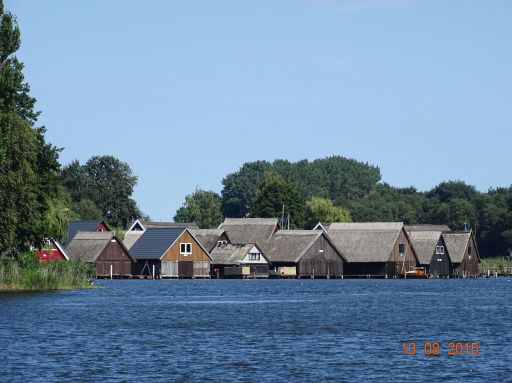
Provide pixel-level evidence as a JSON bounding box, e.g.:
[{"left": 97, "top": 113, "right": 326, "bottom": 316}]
[
  {"left": 442, "top": 230, "right": 480, "bottom": 277},
  {"left": 218, "top": 218, "right": 280, "bottom": 247},
  {"left": 325, "top": 222, "right": 417, "bottom": 277},
  {"left": 405, "top": 229, "right": 451, "bottom": 277},
  {"left": 123, "top": 219, "right": 199, "bottom": 250},
  {"left": 63, "top": 220, "right": 110, "bottom": 246}
]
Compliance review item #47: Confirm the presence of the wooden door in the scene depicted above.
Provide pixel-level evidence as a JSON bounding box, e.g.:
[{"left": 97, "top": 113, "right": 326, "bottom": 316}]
[{"left": 178, "top": 261, "right": 194, "bottom": 278}]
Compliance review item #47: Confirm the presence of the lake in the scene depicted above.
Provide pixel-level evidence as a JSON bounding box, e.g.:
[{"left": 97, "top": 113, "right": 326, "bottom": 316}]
[{"left": 1, "top": 278, "right": 511, "bottom": 382}]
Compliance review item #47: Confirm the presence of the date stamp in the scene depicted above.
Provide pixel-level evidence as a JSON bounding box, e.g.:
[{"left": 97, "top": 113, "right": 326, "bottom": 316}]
[{"left": 402, "top": 341, "right": 479, "bottom": 356}]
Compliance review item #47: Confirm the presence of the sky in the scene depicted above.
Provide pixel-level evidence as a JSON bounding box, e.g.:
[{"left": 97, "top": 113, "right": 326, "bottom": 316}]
[{"left": 6, "top": 0, "right": 512, "bottom": 221}]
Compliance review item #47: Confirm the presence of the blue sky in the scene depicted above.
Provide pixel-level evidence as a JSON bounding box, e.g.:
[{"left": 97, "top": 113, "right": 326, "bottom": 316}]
[{"left": 6, "top": 0, "right": 512, "bottom": 221}]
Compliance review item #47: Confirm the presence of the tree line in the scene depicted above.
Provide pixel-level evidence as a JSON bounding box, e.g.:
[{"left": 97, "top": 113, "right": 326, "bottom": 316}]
[{"left": 174, "top": 157, "right": 512, "bottom": 258}]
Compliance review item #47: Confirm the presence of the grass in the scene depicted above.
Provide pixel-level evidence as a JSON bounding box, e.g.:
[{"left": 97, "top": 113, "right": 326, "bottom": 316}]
[
  {"left": 479, "top": 257, "right": 512, "bottom": 272},
  {"left": 0, "top": 252, "right": 95, "bottom": 291}
]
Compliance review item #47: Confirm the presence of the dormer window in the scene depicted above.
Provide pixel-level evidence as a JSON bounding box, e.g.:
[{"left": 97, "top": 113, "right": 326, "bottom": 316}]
[
  {"left": 217, "top": 240, "right": 227, "bottom": 247},
  {"left": 249, "top": 252, "right": 261, "bottom": 261}
]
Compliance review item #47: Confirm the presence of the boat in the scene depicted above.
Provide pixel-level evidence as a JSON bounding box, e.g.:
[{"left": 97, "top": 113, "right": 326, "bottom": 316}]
[{"left": 404, "top": 267, "right": 429, "bottom": 279}]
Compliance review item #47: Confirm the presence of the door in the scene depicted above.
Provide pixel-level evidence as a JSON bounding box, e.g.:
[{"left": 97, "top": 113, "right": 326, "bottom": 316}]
[{"left": 178, "top": 261, "right": 194, "bottom": 278}]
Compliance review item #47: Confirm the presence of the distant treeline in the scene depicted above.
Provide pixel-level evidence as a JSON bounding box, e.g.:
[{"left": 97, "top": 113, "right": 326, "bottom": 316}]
[{"left": 175, "top": 156, "right": 512, "bottom": 258}]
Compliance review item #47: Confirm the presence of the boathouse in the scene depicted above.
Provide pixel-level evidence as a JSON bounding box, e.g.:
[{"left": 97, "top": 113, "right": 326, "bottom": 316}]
[
  {"left": 123, "top": 219, "right": 199, "bottom": 250},
  {"left": 130, "top": 227, "right": 211, "bottom": 278},
  {"left": 264, "top": 230, "right": 344, "bottom": 278},
  {"left": 218, "top": 218, "right": 280, "bottom": 248},
  {"left": 324, "top": 222, "right": 418, "bottom": 278},
  {"left": 405, "top": 228, "right": 451, "bottom": 277},
  {"left": 62, "top": 219, "right": 111, "bottom": 246},
  {"left": 210, "top": 243, "right": 269, "bottom": 278},
  {"left": 34, "top": 238, "right": 69, "bottom": 262},
  {"left": 190, "top": 229, "right": 231, "bottom": 253},
  {"left": 65, "top": 232, "right": 135, "bottom": 278},
  {"left": 442, "top": 230, "right": 480, "bottom": 277}
]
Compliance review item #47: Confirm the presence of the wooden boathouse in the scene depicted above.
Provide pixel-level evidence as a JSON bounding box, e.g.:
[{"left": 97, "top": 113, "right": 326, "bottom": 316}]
[
  {"left": 264, "top": 230, "right": 344, "bottom": 278},
  {"left": 190, "top": 229, "right": 231, "bottom": 253},
  {"left": 405, "top": 225, "right": 452, "bottom": 277},
  {"left": 324, "top": 222, "right": 418, "bottom": 278},
  {"left": 123, "top": 219, "right": 199, "bottom": 250},
  {"left": 210, "top": 243, "right": 269, "bottom": 278},
  {"left": 442, "top": 230, "right": 480, "bottom": 277},
  {"left": 65, "top": 232, "right": 135, "bottom": 278},
  {"left": 129, "top": 227, "right": 211, "bottom": 278}
]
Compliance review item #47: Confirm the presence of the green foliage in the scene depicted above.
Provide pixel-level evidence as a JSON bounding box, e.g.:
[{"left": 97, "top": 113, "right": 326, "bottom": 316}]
[
  {"left": 220, "top": 156, "right": 380, "bottom": 218},
  {"left": 305, "top": 197, "right": 351, "bottom": 229},
  {"left": 0, "top": 253, "right": 95, "bottom": 291},
  {"left": 0, "top": 4, "right": 63, "bottom": 255},
  {"left": 61, "top": 155, "right": 142, "bottom": 228},
  {"left": 174, "top": 188, "right": 223, "bottom": 229},
  {"left": 71, "top": 198, "right": 103, "bottom": 220},
  {"left": 251, "top": 172, "right": 306, "bottom": 228}
]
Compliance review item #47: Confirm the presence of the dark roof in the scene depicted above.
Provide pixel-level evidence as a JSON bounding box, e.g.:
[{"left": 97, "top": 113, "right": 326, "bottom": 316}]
[
  {"left": 63, "top": 220, "right": 109, "bottom": 245},
  {"left": 129, "top": 227, "right": 186, "bottom": 260},
  {"left": 65, "top": 232, "right": 133, "bottom": 262}
]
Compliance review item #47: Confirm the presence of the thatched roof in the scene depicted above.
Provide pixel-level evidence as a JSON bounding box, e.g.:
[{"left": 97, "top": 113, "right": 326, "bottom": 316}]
[
  {"left": 66, "top": 231, "right": 133, "bottom": 262},
  {"left": 123, "top": 231, "right": 144, "bottom": 250},
  {"left": 219, "top": 218, "right": 279, "bottom": 247},
  {"left": 210, "top": 243, "right": 267, "bottom": 265},
  {"left": 142, "top": 221, "right": 199, "bottom": 230},
  {"left": 263, "top": 230, "right": 328, "bottom": 263},
  {"left": 405, "top": 224, "right": 451, "bottom": 232},
  {"left": 326, "top": 222, "right": 403, "bottom": 263},
  {"left": 190, "top": 229, "right": 229, "bottom": 253},
  {"left": 407, "top": 231, "right": 443, "bottom": 265},
  {"left": 442, "top": 231, "right": 479, "bottom": 263}
]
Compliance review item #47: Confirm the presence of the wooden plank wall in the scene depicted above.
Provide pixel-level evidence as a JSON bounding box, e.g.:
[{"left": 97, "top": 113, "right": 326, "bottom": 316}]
[{"left": 161, "top": 231, "right": 211, "bottom": 262}]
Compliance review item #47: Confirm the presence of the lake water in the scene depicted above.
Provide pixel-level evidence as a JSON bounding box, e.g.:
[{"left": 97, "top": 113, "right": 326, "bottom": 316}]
[{"left": 1, "top": 278, "right": 511, "bottom": 382}]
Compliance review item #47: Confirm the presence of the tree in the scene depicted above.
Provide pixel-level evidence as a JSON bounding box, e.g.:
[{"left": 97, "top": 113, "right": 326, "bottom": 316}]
[
  {"left": 61, "top": 155, "right": 142, "bottom": 228},
  {"left": 221, "top": 160, "right": 271, "bottom": 218},
  {"left": 0, "top": 2, "right": 63, "bottom": 255},
  {"left": 428, "top": 181, "right": 477, "bottom": 203},
  {"left": 305, "top": 197, "right": 351, "bottom": 228},
  {"left": 174, "top": 189, "right": 223, "bottom": 229},
  {"left": 251, "top": 172, "right": 306, "bottom": 228}
]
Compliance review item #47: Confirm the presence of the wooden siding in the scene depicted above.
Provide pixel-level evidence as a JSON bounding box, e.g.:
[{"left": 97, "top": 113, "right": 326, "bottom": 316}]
[
  {"left": 96, "top": 240, "right": 133, "bottom": 277},
  {"left": 161, "top": 260, "right": 210, "bottom": 278},
  {"left": 161, "top": 231, "right": 210, "bottom": 262},
  {"left": 453, "top": 235, "right": 479, "bottom": 277},
  {"left": 297, "top": 235, "right": 343, "bottom": 278},
  {"left": 428, "top": 237, "right": 451, "bottom": 277},
  {"left": 386, "top": 229, "right": 417, "bottom": 276}
]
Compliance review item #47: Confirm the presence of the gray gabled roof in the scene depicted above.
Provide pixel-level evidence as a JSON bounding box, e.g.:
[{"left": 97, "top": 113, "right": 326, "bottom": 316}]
[
  {"left": 210, "top": 243, "right": 267, "bottom": 265},
  {"left": 442, "top": 231, "right": 479, "bottom": 263},
  {"left": 219, "top": 218, "right": 280, "bottom": 247},
  {"left": 129, "top": 227, "right": 186, "bottom": 260},
  {"left": 405, "top": 224, "right": 451, "bottom": 232},
  {"left": 63, "top": 220, "right": 109, "bottom": 245},
  {"left": 123, "top": 231, "right": 145, "bottom": 250},
  {"left": 190, "top": 229, "right": 229, "bottom": 253},
  {"left": 65, "top": 231, "right": 133, "bottom": 263},
  {"left": 263, "top": 230, "right": 335, "bottom": 263},
  {"left": 326, "top": 222, "right": 404, "bottom": 263},
  {"left": 407, "top": 231, "right": 444, "bottom": 265},
  {"left": 142, "top": 221, "right": 199, "bottom": 230}
]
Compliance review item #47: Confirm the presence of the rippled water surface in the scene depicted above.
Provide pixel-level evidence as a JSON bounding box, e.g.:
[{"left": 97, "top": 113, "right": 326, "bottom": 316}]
[{"left": 1, "top": 279, "right": 511, "bottom": 382}]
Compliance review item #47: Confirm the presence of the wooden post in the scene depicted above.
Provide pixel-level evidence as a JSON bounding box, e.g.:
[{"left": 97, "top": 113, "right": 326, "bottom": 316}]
[
  {"left": 110, "top": 264, "right": 113, "bottom": 280},
  {"left": 152, "top": 264, "right": 155, "bottom": 279}
]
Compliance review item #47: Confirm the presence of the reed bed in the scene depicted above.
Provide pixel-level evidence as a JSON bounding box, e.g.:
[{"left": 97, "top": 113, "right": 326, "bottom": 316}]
[{"left": 0, "top": 253, "right": 95, "bottom": 291}]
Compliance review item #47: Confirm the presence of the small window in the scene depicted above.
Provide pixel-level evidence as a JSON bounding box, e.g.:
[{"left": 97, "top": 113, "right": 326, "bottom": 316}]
[
  {"left": 435, "top": 246, "right": 440, "bottom": 255},
  {"left": 180, "top": 243, "right": 192, "bottom": 255},
  {"left": 467, "top": 246, "right": 472, "bottom": 255},
  {"left": 398, "top": 244, "right": 405, "bottom": 256},
  {"left": 440, "top": 246, "right": 444, "bottom": 255},
  {"left": 217, "top": 240, "right": 227, "bottom": 247},
  {"left": 98, "top": 228, "right": 104, "bottom": 232},
  {"left": 249, "top": 252, "right": 261, "bottom": 261}
]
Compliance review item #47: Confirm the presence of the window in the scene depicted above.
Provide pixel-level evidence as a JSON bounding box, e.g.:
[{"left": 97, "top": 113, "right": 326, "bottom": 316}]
[
  {"left": 180, "top": 243, "right": 191, "bottom": 255},
  {"left": 249, "top": 252, "right": 261, "bottom": 261},
  {"left": 98, "top": 228, "right": 104, "bottom": 232},
  {"left": 467, "top": 246, "right": 472, "bottom": 255},
  {"left": 217, "top": 240, "right": 227, "bottom": 247},
  {"left": 440, "top": 246, "right": 444, "bottom": 254},
  {"left": 398, "top": 244, "right": 405, "bottom": 256},
  {"left": 436, "top": 246, "right": 440, "bottom": 255}
]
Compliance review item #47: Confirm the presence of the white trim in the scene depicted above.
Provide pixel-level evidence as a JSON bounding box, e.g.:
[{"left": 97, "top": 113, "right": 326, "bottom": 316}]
[{"left": 180, "top": 242, "right": 192, "bottom": 255}]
